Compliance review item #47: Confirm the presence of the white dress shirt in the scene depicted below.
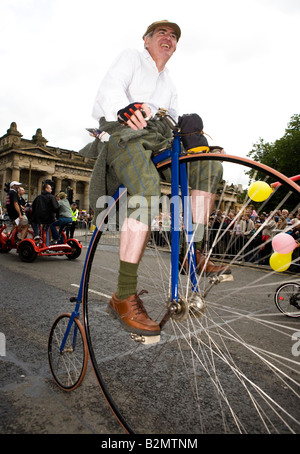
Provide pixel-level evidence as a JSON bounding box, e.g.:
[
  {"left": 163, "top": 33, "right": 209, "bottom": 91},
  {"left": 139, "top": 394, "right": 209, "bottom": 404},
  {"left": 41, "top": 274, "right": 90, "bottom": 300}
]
[{"left": 92, "top": 48, "right": 178, "bottom": 122}]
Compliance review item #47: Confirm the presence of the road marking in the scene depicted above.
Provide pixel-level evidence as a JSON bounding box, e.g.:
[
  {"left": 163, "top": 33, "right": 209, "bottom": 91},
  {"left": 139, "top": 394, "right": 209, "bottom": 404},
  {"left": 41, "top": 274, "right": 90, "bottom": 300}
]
[{"left": 71, "top": 283, "right": 111, "bottom": 300}]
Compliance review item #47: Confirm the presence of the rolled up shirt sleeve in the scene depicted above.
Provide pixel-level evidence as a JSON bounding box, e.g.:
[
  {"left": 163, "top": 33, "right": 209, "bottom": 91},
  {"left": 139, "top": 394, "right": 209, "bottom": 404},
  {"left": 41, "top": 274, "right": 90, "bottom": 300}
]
[{"left": 92, "top": 48, "right": 178, "bottom": 122}]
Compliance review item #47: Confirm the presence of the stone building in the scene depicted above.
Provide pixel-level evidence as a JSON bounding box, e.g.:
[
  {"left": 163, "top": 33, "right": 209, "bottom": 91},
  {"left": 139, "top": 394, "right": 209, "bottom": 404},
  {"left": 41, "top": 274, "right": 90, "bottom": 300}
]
[
  {"left": 0, "top": 122, "right": 95, "bottom": 211},
  {"left": 0, "top": 121, "right": 242, "bottom": 217}
]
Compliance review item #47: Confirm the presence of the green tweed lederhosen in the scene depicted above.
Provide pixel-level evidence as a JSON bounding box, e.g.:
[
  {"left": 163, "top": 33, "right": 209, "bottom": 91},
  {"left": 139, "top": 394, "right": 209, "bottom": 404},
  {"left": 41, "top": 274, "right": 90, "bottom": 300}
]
[
  {"left": 80, "top": 118, "right": 223, "bottom": 226},
  {"left": 106, "top": 119, "right": 172, "bottom": 225}
]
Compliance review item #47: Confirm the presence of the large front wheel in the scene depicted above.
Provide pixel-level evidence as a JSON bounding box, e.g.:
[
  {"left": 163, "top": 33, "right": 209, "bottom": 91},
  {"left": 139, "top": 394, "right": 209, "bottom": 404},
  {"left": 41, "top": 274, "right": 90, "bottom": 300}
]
[{"left": 82, "top": 154, "right": 300, "bottom": 434}]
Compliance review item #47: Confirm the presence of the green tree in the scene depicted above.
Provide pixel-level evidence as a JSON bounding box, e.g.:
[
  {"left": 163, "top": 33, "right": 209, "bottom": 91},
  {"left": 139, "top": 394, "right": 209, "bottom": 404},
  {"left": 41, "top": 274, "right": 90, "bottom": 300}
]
[{"left": 247, "top": 114, "right": 300, "bottom": 212}]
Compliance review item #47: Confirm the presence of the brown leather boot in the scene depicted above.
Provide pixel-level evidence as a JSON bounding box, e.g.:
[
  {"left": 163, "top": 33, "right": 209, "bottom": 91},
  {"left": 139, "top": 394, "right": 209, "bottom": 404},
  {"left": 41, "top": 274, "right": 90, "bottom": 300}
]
[
  {"left": 179, "top": 250, "right": 231, "bottom": 276},
  {"left": 108, "top": 291, "right": 160, "bottom": 336}
]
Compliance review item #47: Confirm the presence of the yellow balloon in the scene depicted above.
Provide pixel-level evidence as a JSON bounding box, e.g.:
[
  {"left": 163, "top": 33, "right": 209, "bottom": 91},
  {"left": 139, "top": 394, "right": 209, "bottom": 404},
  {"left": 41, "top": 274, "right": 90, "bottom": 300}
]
[
  {"left": 248, "top": 181, "right": 272, "bottom": 202},
  {"left": 269, "top": 251, "right": 292, "bottom": 272}
]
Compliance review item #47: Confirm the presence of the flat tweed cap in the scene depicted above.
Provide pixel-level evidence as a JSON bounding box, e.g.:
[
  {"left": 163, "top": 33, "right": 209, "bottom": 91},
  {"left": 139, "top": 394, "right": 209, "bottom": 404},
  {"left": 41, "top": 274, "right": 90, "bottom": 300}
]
[{"left": 143, "top": 20, "right": 181, "bottom": 41}]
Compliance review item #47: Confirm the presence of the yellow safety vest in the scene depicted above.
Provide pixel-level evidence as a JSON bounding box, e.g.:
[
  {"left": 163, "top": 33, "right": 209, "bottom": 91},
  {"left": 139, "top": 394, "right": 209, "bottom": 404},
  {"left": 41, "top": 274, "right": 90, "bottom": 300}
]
[{"left": 72, "top": 209, "right": 79, "bottom": 222}]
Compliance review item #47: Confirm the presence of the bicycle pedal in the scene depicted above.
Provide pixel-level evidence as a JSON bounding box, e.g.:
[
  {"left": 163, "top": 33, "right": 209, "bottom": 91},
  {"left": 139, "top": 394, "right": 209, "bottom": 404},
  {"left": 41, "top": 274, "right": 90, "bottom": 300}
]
[
  {"left": 130, "top": 333, "right": 160, "bottom": 345},
  {"left": 208, "top": 274, "right": 234, "bottom": 285},
  {"left": 218, "top": 274, "right": 234, "bottom": 283}
]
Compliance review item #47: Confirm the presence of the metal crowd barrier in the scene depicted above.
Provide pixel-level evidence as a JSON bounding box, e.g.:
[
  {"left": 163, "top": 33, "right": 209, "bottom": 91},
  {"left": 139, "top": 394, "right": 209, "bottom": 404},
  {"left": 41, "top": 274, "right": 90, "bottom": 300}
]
[{"left": 73, "top": 226, "right": 299, "bottom": 273}]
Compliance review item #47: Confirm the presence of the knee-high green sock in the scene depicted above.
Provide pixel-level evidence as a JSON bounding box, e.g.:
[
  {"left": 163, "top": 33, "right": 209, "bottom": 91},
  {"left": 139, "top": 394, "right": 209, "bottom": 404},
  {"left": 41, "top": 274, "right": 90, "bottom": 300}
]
[{"left": 116, "top": 260, "right": 139, "bottom": 300}]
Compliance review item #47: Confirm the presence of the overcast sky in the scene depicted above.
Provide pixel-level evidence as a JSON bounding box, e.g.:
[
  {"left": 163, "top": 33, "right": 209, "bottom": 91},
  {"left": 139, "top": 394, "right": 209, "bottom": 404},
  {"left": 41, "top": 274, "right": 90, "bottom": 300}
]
[{"left": 1, "top": 0, "right": 299, "bottom": 183}]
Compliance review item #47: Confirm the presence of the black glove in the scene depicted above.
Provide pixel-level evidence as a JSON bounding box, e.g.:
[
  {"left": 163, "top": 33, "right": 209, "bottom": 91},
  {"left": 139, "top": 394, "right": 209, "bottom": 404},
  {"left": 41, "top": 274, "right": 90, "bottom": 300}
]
[{"left": 117, "top": 102, "right": 144, "bottom": 124}]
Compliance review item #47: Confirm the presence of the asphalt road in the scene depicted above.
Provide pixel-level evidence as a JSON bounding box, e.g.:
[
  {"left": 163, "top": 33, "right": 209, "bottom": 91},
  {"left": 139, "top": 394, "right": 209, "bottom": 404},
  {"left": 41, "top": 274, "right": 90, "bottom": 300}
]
[
  {"left": 0, "top": 247, "right": 123, "bottom": 435},
  {"left": 0, "top": 244, "right": 299, "bottom": 435}
]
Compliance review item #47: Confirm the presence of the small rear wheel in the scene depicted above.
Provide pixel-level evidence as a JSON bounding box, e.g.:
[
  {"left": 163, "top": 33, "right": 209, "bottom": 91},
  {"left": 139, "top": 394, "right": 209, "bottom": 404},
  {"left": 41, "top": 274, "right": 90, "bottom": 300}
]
[
  {"left": 48, "top": 313, "right": 88, "bottom": 391},
  {"left": 18, "top": 241, "right": 37, "bottom": 262},
  {"left": 275, "top": 283, "right": 300, "bottom": 318}
]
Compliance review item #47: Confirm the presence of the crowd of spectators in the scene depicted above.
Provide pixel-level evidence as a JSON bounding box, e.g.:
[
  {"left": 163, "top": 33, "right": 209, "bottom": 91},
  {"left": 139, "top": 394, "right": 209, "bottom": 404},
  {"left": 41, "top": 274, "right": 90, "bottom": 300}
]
[
  {"left": 2, "top": 181, "right": 299, "bottom": 272},
  {"left": 208, "top": 206, "right": 300, "bottom": 269},
  {"left": 2, "top": 181, "right": 86, "bottom": 244},
  {"left": 2, "top": 189, "right": 94, "bottom": 235},
  {"left": 150, "top": 206, "right": 300, "bottom": 272},
  {"left": 77, "top": 210, "right": 94, "bottom": 229}
]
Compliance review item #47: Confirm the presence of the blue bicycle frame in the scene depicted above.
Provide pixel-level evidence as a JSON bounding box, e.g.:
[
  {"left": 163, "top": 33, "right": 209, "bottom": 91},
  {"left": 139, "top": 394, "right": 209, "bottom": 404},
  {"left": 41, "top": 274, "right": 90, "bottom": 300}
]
[
  {"left": 153, "top": 131, "right": 199, "bottom": 300},
  {"left": 59, "top": 298, "right": 81, "bottom": 354},
  {"left": 77, "top": 129, "right": 199, "bottom": 311}
]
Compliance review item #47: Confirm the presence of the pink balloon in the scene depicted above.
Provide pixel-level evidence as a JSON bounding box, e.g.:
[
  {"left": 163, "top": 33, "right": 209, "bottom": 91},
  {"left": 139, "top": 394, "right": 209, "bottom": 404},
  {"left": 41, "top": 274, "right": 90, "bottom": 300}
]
[{"left": 272, "top": 232, "right": 297, "bottom": 254}]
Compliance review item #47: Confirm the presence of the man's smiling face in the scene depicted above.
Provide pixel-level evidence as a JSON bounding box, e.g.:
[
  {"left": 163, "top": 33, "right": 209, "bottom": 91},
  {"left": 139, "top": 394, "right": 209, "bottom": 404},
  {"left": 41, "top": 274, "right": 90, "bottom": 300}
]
[{"left": 144, "top": 26, "right": 177, "bottom": 68}]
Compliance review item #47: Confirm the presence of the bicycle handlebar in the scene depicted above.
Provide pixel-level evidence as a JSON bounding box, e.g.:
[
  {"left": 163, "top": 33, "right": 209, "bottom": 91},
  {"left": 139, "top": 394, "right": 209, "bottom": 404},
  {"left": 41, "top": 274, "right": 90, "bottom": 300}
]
[{"left": 86, "top": 108, "right": 178, "bottom": 143}]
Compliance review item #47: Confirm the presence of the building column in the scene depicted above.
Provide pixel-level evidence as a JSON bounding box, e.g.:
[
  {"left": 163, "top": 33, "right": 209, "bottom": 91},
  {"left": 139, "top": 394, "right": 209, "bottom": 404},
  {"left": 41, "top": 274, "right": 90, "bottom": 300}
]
[
  {"left": 72, "top": 180, "right": 77, "bottom": 202},
  {"left": 0, "top": 170, "right": 8, "bottom": 208},
  {"left": 1, "top": 169, "right": 8, "bottom": 192},
  {"left": 37, "top": 175, "right": 45, "bottom": 193},
  {"left": 83, "top": 182, "right": 89, "bottom": 211},
  {"left": 54, "top": 177, "right": 62, "bottom": 194},
  {"left": 11, "top": 168, "right": 20, "bottom": 182}
]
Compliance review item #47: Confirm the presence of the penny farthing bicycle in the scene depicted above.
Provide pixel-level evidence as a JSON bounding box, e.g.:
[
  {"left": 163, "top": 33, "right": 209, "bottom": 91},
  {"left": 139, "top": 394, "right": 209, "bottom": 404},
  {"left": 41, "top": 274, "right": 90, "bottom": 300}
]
[{"left": 48, "top": 112, "right": 300, "bottom": 434}]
